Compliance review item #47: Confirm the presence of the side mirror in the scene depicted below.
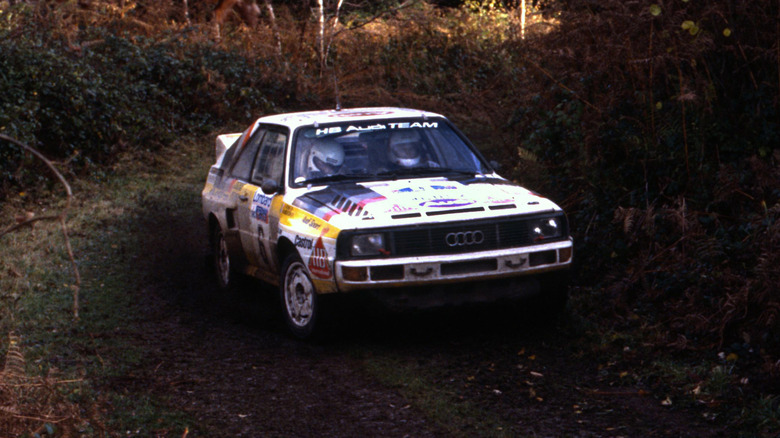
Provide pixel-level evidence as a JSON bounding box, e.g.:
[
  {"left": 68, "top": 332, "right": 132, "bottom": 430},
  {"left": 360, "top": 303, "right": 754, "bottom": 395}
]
[
  {"left": 489, "top": 160, "right": 502, "bottom": 173},
  {"left": 261, "top": 179, "right": 279, "bottom": 195}
]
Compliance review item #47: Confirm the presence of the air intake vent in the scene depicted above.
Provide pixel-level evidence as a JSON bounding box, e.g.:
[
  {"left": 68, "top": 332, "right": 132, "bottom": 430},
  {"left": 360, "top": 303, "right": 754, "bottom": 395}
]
[
  {"left": 426, "top": 207, "right": 484, "bottom": 216},
  {"left": 392, "top": 212, "right": 422, "bottom": 219},
  {"left": 331, "top": 195, "right": 369, "bottom": 217}
]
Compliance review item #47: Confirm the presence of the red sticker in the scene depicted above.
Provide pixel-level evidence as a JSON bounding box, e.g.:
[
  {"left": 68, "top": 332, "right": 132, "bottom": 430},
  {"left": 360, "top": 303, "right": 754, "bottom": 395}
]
[{"left": 308, "top": 229, "right": 331, "bottom": 279}]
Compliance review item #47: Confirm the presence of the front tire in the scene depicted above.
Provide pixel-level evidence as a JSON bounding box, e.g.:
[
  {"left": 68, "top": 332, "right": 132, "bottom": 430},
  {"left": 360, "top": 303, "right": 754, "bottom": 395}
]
[{"left": 280, "top": 254, "right": 320, "bottom": 339}]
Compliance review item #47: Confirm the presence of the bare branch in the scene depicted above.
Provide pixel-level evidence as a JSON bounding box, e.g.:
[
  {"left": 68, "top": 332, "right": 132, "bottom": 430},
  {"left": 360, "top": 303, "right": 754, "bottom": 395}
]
[
  {"left": 0, "top": 134, "right": 81, "bottom": 320},
  {"left": 1, "top": 215, "right": 62, "bottom": 237}
]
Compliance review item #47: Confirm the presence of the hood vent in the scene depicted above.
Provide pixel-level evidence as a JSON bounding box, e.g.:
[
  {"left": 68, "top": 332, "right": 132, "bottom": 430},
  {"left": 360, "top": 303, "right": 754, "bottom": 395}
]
[
  {"left": 426, "top": 206, "right": 485, "bottom": 217},
  {"left": 331, "top": 195, "right": 369, "bottom": 217},
  {"left": 392, "top": 212, "right": 422, "bottom": 219},
  {"left": 489, "top": 204, "right": 517, "bottom": 211}
]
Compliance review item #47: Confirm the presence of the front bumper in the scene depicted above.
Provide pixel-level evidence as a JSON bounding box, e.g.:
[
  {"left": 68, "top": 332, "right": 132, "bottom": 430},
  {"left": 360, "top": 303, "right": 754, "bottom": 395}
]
[{"left": 334, "top": 238, "right": 573, "bottom": 292}]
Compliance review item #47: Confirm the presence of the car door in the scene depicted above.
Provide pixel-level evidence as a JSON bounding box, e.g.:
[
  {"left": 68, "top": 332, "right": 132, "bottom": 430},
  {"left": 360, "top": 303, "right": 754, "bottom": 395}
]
[
  {"left": 235, "top": 126, "right": 288, "bottom": 279},
  {"left": 220, "top": 126, "right": 267, "bottom": 272}
]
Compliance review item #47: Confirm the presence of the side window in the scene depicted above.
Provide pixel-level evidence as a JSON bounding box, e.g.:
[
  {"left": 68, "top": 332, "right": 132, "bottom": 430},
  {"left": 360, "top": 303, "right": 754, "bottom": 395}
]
[
  {"left": 427, "top": 126, "right": 485, "bottom": 171},
  {"left": 230, "top": 128, "right": 266, "bottom": 180},
  {"left": 251, "top": 130, "right": 288, "bottom": 185}
]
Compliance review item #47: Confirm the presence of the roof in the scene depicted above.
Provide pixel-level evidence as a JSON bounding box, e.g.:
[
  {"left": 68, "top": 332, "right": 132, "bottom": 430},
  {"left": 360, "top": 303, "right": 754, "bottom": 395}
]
[{"left": 255, "top": 107, "right": 446, "bottom": 129}]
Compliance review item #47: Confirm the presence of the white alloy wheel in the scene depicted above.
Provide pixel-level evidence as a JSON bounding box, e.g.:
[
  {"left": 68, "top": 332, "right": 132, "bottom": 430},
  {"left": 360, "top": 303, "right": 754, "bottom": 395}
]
[{"left": 281, "top": 255, "right": 318, "bottom": 338}]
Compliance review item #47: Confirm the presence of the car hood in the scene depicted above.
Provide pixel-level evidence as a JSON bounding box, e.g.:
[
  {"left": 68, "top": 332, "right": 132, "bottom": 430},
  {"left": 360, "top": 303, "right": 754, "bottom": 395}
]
[{"left": 289, "top": 176, "right": 562, "bottom": 229}]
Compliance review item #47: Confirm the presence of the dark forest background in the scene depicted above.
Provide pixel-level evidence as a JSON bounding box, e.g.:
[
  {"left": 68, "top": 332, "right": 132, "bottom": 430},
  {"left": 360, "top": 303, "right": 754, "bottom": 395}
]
[{"left": 1, "top": 0, "right": 779, "bottom": 431}]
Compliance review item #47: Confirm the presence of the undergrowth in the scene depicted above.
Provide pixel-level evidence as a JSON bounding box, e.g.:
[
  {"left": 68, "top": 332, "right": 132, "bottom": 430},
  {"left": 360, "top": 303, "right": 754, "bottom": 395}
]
[{"left": 1, "top": 0, "right": 778, "bottom": 435}]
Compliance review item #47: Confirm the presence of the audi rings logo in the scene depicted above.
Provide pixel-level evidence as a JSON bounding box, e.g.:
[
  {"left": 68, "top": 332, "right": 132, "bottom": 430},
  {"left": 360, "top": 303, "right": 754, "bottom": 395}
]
[{"left": 445, "top": 230, "right": 485, "bottom": 247}]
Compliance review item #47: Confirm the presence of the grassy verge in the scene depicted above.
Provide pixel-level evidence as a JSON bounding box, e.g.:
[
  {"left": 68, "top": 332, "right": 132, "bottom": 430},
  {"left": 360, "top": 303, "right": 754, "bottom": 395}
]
[
  {"left": 0, "top": 138, "right": 211, "bottom": 436},
  {"left": 359, "top": 350, "right": 516, "bottom": 438}
]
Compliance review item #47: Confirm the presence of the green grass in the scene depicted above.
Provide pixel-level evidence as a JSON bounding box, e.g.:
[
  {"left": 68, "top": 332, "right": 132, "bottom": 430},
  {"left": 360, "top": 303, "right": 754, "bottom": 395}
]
[
  {"left": 359, "top": 350, "right": 518, "bottom": 438},
  {"left": 0, "top": 137, "right": 211, "bottom": 436}
]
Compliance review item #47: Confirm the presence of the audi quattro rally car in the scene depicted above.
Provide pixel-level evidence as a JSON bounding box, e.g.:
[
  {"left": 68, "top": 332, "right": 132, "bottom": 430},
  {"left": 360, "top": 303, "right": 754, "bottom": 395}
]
[{"left": 202, "top": 107, "right": 573, "bottom": 338}]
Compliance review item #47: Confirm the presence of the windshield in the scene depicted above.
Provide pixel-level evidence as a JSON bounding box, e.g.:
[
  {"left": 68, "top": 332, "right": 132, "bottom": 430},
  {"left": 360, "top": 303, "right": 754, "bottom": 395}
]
[{"left": 290, "top": 118, "right": 491, "bottom": 186}]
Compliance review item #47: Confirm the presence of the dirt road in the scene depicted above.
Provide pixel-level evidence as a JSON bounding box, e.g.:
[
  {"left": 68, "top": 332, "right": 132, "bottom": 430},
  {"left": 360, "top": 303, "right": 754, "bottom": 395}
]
[{"left": 115, "top": 190, "right": 726, "bottom": 437}]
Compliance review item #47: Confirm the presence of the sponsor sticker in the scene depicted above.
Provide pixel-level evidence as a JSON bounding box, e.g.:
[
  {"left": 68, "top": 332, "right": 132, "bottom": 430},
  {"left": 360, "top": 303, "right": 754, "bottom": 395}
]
[
  {"left": 314, "top": 121, "right": 439, "bottom": 137},
  {"left": 419, "top": 198, "right": 476, "bottom": 208},
  {"left": 252, "top": 205, "right": 269, "bottom": 223},
  {"left": 308, "top": 228, "right": 331, "bottom": 279},
  {"left": 326, "top": 110, "right": 394, "bottom": 118},
  {"left": 251, "top": 189, "right": 273, "bottom": 224},
  {"left": 280, "top": 203, "right": 339, "bottom": 239},
  {"left": 383, "top": 184, "right": 474, "bottom": 209},
  {"left": 294, "top": 235, "right": 314, "bottom": 250}
]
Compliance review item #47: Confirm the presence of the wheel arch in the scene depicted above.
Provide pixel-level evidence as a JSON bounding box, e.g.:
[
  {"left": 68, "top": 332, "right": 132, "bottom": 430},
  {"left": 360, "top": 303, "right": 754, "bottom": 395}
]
[
  {"left": 207, "top": 213, "right": 222, "bottom": 248},
  {"left": 276, "top": 236, "right": 299, "bottom": 267}
]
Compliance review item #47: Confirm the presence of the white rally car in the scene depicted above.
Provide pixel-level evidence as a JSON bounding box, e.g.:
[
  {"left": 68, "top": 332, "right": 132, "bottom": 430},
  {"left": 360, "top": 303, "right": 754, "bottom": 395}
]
[{"left": 202, "top": 107, "right": 573, "bottom": 338}]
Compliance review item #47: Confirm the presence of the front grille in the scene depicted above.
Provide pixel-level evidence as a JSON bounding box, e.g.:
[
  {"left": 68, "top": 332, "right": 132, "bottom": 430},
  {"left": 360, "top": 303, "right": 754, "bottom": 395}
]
[
  {"left": 394, "top": 223, "right": 500, "bottom": 256},
  {"left": 337, "top": 213, "right": 568, "bottom": 259}
]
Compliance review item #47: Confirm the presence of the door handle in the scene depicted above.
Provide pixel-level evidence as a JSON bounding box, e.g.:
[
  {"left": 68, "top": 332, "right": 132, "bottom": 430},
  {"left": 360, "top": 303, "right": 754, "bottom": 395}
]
[{"left": 239, "top": 195, "right": 249, "bottom": 202}]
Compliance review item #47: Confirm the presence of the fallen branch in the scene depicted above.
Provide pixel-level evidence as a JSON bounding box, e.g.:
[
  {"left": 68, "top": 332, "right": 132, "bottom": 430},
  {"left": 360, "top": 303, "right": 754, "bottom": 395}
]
[{"left": 0, "top": 134, "right": 81, "bottom": 320}]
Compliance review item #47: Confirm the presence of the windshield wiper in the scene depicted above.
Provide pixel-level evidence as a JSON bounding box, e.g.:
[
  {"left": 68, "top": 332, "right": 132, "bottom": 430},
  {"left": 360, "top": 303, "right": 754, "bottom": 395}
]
[
  {"left": 375, "top": 168, "right": 427, "bottom": 179},
  {"left": 423, "top": 167, "right": 478, "bottom": 177},
  {"left": 376, "top": 167, "right": 477, "bottom": 179}
]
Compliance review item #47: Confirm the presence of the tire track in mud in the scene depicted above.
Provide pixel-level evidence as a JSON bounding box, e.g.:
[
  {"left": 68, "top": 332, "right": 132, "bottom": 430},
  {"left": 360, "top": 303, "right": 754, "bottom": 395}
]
[
  {"left": 121, "top": 188, "right": 724, "bottom": 437},
  {"left": 123, "top": 190, "right": 448, "bottom": 437}
]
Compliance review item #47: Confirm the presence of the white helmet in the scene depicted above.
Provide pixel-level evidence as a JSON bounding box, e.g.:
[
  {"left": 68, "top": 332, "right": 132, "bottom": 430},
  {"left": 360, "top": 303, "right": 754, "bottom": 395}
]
[
  {"left": 308, "top": 139, "right": 344, "bottom": 176},
  {"left": 389, "top": 130, "right": 422, "bottom": 168}
]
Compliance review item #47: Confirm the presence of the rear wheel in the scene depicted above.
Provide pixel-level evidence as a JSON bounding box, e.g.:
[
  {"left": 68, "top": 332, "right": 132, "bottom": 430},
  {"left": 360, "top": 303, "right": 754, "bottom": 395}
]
[
  {"left": 212, "top": 226, "right": 235, "bottom": 291},
  {"left": 280, "top": 254, "right": 320, "bottom": 339}
]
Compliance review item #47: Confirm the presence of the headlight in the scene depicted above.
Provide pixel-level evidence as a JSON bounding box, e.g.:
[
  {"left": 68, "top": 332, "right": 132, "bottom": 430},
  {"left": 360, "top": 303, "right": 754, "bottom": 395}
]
[
  {"left": 531, "top": 217, "right": 563, "bottom": 241},
  {"left": 350, "top": 233, "right": 388, "bottom": 256}
]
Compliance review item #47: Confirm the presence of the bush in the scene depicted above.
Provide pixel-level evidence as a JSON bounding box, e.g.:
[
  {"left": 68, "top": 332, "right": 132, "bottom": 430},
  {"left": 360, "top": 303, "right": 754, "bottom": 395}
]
[
  {"left": 507, "top": 0, "right": 780, "bottom": 365},
  {"left": 0, "top": 7, "right": 278, "bottom": 196}
]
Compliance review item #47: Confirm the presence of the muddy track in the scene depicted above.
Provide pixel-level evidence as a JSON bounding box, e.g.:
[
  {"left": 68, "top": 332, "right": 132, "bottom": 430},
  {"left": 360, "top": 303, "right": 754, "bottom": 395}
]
[{"left": 115, "top": 190, "right": 726, "bottom": 437}]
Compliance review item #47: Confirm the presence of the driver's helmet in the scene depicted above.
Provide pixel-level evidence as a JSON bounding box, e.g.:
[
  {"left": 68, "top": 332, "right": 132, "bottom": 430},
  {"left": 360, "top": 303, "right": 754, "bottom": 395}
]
[
  {"left": 308, "top": 138, "right": 344, "bottom": 176},
  {"left": 388, "top": 130, "right": 423, "bottom": 168}
]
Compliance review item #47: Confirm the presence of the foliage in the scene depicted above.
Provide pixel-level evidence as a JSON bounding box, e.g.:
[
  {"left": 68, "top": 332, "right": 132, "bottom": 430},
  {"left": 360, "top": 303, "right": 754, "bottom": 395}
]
[
  {"left": 0, "top": 3, "right": 278, "bottom": 198},
  {"left": 0, "top": 139, "right": 208, "bottom": 436},
  {"left": 0, "top": 0, "right": 778, "bottom": 434},
  {"left": 511, "top": 0, "right": 780, "bottom": 368}
]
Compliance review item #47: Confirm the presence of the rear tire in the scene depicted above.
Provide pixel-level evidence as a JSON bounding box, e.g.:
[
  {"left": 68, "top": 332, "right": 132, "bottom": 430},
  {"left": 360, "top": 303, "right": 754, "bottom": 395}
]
[
  {"left": 280, "top": 253, "right": 320, "bottom": 339},
  {"left": 212, "top": 225, "right": 236, "bottom": 292}
]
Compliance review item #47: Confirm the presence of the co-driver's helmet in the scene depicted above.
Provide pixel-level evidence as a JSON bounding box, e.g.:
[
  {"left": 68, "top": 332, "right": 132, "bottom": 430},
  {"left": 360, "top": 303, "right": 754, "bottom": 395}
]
[
  {"left": 308, "top": 138, "right": 344, "bottom": 176},
  {"left": 388, "top": 130, "right": 422, "bottom": 168}
]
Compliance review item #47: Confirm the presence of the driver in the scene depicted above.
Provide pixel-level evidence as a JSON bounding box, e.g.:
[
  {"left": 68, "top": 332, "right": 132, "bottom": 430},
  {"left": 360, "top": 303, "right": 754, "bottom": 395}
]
[
  {"left": 388, "top": 130, "right": 423, "bottom": 168},
  {"left": 307, "top": 138, "right": 344, "bottom": 178}
]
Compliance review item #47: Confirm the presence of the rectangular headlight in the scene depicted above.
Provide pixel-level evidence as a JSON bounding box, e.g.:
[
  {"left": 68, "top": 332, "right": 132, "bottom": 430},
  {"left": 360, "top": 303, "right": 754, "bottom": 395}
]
[{"left": 350, "top": 233, "right": 388, "bottom": 257}]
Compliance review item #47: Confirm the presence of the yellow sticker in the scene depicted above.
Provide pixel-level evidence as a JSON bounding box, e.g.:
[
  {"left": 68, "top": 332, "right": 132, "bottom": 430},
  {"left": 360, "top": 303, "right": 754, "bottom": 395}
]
[{"left": 280, "top": 203, "right": 339, "bottom": 238}]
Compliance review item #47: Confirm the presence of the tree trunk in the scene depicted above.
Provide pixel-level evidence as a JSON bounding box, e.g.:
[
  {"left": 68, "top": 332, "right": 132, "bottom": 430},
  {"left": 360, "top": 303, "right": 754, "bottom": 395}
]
[
  {"left": 521, "top": 0, "right": 526, "bottom": 39},
  {"left": 264, "top": 0, "right": 282, "bottom": 57},
  {"left": 317, "top": 0, "right": 326, "bottom": 73}
]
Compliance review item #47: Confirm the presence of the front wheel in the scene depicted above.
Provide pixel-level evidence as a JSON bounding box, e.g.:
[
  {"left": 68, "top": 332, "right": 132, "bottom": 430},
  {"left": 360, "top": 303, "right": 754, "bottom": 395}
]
[{"left": 280, "top": 254, "right": 320, "bottom": 339}]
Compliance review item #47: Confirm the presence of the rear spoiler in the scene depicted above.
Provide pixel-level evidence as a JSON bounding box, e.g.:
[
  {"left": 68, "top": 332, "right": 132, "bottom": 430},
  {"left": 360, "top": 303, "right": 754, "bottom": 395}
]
[{"left": 215, "top": 133, "right": 241, "bottom": 166}]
